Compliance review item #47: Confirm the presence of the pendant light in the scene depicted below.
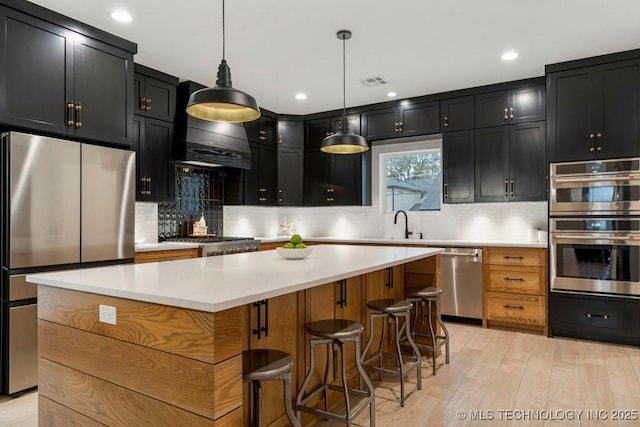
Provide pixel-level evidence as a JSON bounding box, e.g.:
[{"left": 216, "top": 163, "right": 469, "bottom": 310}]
[
  {"left": 321, "top": 30, "right": 369, "bottom": 154},
  {"left": 186, "top": 0, "right": 260, "bottom": 123}
]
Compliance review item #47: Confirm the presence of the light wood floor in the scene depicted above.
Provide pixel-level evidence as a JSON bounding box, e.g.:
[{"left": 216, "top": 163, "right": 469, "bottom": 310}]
[{"left": 3, "top": 322, "right": 640, "bottom": 426}]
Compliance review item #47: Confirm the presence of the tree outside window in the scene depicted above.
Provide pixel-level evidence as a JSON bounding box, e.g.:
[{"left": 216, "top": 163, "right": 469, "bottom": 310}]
[{"left": 385, "top": 150, "right": 441, "bottom": 212}]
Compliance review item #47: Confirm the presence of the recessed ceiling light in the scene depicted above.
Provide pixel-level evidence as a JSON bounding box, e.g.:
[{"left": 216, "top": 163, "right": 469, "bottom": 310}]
[
  {"left": 111, "top": 10, "right": 132, "bottom": 23},
  {"left": 501, "top": 51, "right": 519, "bottom": 61},
  {"left": 295, "top": 93, "right": 307, "bottom": 100},
  {"left": 387, "top": 91, "right": 397, "bottom": 98}
]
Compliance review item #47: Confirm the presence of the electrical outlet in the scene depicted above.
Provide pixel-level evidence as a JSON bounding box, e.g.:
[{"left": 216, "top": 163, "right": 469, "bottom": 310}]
[{"left": 99, "top": 304, "right": 117, "bottom": 325}]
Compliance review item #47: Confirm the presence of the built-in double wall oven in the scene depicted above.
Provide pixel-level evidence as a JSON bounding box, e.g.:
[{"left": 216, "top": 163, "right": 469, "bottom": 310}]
[{"left": 549, "top": 158, "right": 640, "bottom": 297}]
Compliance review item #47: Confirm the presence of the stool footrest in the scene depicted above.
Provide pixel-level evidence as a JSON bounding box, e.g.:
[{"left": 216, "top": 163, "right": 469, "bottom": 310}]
[{"left": 297, "top": 386, "right": 372, "bottom": 424}]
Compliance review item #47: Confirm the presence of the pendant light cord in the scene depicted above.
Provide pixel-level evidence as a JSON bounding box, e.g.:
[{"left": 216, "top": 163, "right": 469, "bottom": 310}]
[
  {"left": 222, "top": 0, "right": 226, "bottom": 60},
  {"left": 342, "top": 35, "right": 347, "bottom": 130}
]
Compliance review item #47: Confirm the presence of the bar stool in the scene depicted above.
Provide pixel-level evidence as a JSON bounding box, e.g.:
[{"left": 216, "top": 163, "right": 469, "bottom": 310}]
[
  {"left": 406, "top": 287, "right": 450, "bottom": 375},
  {"left": 296, "top": 319, "right": 375, "bottom": 426},
  {"left": 361, "top": 299, "right": 422, "bottom": 407},
  {"left": 242, "top": 349, "right": 301, "bottom": 427}
]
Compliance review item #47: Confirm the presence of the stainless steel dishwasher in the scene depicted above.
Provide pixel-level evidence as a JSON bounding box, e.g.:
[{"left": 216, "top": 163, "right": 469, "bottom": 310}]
[{"left": 440, "top": 248, "right": 483, "bottom": 319}]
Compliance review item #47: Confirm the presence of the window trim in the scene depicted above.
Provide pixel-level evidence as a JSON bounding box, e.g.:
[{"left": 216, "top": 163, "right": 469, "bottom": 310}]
[{"left": 371, "top": 138, "right": 442, "bottom": 214}]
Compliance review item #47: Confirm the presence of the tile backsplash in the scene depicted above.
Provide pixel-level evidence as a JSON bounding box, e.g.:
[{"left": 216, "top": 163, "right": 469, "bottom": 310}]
[
  {"left": 156, "top": 166, "right": 224, "bottom": 239},
  {"left": 223, "top": 202, "right": 548, "bottom": 242}
]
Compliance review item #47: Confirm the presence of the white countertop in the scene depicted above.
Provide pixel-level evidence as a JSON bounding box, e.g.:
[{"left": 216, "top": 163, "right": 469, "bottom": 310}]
[
  {"left": 28, "top": 245, "right": 443, "bottom": 313},
  {"left": 134, "top": 242, "right": 201, "bottom": 252},
  {"left": 257, "top": 236, "right": 548, "bottom": 249}
]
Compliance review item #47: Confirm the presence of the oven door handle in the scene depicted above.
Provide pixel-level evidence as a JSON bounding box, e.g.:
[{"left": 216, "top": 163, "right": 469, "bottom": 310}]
[
  {"left": 553, "top": 234, "right": 640, "bottom": 241},
  {"left": 552, "top": 176, "right": 637, "bottom": 184}
]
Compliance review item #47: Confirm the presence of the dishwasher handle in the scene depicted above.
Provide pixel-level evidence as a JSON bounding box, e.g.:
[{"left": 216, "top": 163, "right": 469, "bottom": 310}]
[{"left": 440, "top": 252, "right": 480, "bottom": 258}]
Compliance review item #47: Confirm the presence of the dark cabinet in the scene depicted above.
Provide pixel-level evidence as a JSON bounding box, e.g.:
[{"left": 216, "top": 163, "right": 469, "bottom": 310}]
[
  {"left": 245, "top": 115, "right": 277, "bottom": 145},
  {"left": 547, "top": 59, "right": 640, "bottom": 162},
  {"left": 475, "top": 86, "right": 545, "bottom": 129},
  {"left": 277, "top": 148, "right": 303, "bottom": 205},
  {"left": 475, "top": 122, "right": 546, "bottom": 202},
  {"left": 441, "top": 96, "right": 474, "bottom": 132},
  {"left": 132, "top": 66, "right": 178, "bottom": 202},
  {"left": 277, "top": 120, "right": 303, "bottom": 148},
  {"left": 363, "top": 101, "right": 439, "bottom": 140},
  {"left": 305, "top": 117, "right": 332, "bottom": 149},
  {"left": 304, "top": 149, "right": 362, "bottom": 206},
  {"left": 549, "top": 293, "right": 640, "bottom": 346},
  {"left": 133, "top": 116, "right": 174, "bottom": 202},
  {"left": 442, "top": 130, "right": 474, "bottom": 203},
  {"left": 244, "top": 143, "right": 277, "bottom": 205},
  {"left": 0, "top": 6, "right": 134, "bottom": 146},
  {"left": 331, "top": 114, "right": 361, "bottom": 135},
  {"left": 133, "top": 64, "right": 176, "bottom": 122}
]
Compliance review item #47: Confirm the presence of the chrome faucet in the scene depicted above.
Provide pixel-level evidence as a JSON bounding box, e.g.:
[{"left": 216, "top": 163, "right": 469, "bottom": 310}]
[{"left": 393, "top": 210, "right": 412, "bottom": 239}]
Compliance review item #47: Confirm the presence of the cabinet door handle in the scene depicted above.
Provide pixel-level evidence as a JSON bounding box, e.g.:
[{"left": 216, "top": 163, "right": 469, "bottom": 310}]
[
  {"left": 139, "top": 97, "right": 147, "bottom": 111},
  {"left": 336, "top": 279, "right": 347, "bottom": 308},
  {"left": 589, "top": 133, "right": 596, "bottom": 152},
  {"left": 509, "top": 107, "right": 514, "bottom": 119},
  {"left": 585, "top": 313, "right": 609, "bottom": 320},
  {"left": 74, "top": 103, "right": 82, "bottom": 128},
  {"left": 504, "top": 305, "right": 524, "bottom": 310},
  {"left": 394, "top": 122, "right": 399, "bottom": 133},
  {"left": 504, "top": 179, "right": 509, "bottom": 197},
  {"left": 259, "top": 197, "right": 267, "bottom": 202},
  {"left": 510, "top": 179, "right": 514, "bottom": 197},
  {"left": 596, "top": 132, "right": 602, "bottom": 152},
  {"left": 504, "top": 107, "right": 509, "bottom": 120},
  {"left": 385, "top": 267, "right": 393, "bottom": 289},
  {"left": 146, "top": 98, "right": 152, "bottom": 111},
  {"left": 66, "top": 102, "right": 75, "bottom": 126},
  {"left": 252, "top": 301, "right": 262, "bottom": 339},
  {"left": 443, "top": 115, "right": 449, "bottom": 127},
  {"left": 262, "top": 299, "right": 269, "bottom": 336},
  {"left": 399, "top": 122, "right": 404, "bottom": 132},
  {"left": 443, "top": 183, "right": 448, "bottom": 199},
  {"left": 278, "top": 134, "right": 283, "bottom": 144}
]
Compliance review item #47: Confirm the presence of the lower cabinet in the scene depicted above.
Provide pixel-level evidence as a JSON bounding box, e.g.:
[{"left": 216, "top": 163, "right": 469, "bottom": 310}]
[
  {"left": 549, "top": 293, "right": 640, "bottom": 346},
  {"left": 244, "top": 292, "right": 299, "bottom": 426},
  {"left": 483, "top": 247, "right": 547, "bottom": 334},
  {"left": 134, "top": 248, "right": 200, "bottom": 263}
]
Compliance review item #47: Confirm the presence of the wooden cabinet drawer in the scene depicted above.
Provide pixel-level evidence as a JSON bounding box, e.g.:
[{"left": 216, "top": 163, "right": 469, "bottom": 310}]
[
  {"left": 485, "top": 265, "right": 545, "bottom": 294},
  {"left": 486, "top": 292, "right": 545, "bottom": 326},
  {"left": 134, "top": 248, "right": 200, "bottom": 263},
  {"left": 485, "top": 247, "right": 545, "bottom": 267}
]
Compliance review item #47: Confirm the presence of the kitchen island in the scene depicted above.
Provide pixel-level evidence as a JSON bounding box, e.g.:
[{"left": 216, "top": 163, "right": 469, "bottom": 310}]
[{"left": 28, "top": 244, "right": 442, "bottom": 426}]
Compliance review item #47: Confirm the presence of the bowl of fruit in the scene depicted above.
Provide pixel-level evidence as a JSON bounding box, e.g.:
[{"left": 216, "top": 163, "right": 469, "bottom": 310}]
[{"left": 276, "top": 234, "right": 313, "bottom": 259}]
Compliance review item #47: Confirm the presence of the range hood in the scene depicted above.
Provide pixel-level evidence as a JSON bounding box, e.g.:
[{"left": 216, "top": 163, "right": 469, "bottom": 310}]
[{"left": 174, "top": 81, "right": 252, "bottom": 169}]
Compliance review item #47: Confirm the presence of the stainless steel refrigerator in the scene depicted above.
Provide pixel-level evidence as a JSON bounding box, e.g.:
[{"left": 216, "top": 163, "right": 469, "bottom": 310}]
[{"left": 1, "top": 131, "right": 135, "bottom": 396}]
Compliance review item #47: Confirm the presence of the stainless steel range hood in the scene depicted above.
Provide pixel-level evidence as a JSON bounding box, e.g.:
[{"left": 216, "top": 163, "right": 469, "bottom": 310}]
[{"left": 174, "top": 81, "right": 251, "bottom": 169}]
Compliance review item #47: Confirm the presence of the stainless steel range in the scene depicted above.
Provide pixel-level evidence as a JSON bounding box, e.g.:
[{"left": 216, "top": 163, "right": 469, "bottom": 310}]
[{"left": 165, "top": 237, "right": 261, "bottom": 256}]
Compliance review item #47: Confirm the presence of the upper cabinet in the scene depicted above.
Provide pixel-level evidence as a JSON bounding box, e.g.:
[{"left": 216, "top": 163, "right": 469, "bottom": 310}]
[
  {"left": 0, "top": 5, "right": 136, "bottom": 146},
  {"left": 133, "top": 64, "right": 176, "bottom": 122},
  {"left": 133, "top": 65, "right": 178, "bottom": 202},
  {"left": 245, "top": 115, "right": 277, "bottom": 146},
  {"left": 547, "top": 58, "right": 640, "bottom": 162},
  {"left": 362, "top": 100, "right": 439, "bottom": 140},
  {"left": 441, "top": 96, "right": 474, "bottom": 132},
  {"left": 277, "top": 120, "right": 303, "bottom": 149},
  {"left": 475, "top": 86, "right": 545, "bottom": 129},
  {"left": 475, "top": 122, "right": 546, "bottom": 202},
  {"left": 442, "top": 130, "right": 475, "bottom": 204}
]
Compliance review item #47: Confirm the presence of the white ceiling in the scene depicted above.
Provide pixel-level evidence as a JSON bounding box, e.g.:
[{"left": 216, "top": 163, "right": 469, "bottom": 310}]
[{"left": 30, "top": 0, "right": 640, "bottom": 115}]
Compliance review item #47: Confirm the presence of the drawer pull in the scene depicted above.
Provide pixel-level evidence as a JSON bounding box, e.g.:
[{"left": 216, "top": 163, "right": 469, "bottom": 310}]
[
  {"left": 504, "top": 305, "right": 524, "bottom": 310},
  {"left": 503, "top": 256, "right": 524, "bottom": 260},
  {"left": 585, "top": 313, "right": 609, "bottom": 320},
  {"left": 504, "top": 277, "right": 525, "bottom": 282}
]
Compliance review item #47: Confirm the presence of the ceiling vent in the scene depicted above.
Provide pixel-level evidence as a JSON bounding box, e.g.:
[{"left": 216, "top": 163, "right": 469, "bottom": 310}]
[{"left": 358, "top": 76, "right": 389, "bottom": 87}]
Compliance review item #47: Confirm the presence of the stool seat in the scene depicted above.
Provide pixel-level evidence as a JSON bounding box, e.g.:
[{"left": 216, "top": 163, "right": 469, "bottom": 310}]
[
  {"left": 367, "top": 298, "right": 413, "bottom": 313},
  {"left": 306, "top": 318, "right": 363, "bottom": 339},
  {"left": 409, "top": 287, "right": 441, "bottom": 298},
  {"left": 243, "top": 349, "right": 294, "bottom": 382}
]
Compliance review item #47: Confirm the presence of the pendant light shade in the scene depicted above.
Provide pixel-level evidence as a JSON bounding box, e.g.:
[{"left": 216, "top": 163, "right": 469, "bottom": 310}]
[
  {"left": 321, "top": 30, "right": 369, "bottom": 154},
  {"left": 186, "top": 0, "right": 260, "bottom": 123}
]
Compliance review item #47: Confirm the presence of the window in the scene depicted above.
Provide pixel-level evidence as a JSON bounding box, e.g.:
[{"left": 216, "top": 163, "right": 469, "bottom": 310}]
[{"left": 383, "top": 149, "right": 441, "bottom": 212}]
